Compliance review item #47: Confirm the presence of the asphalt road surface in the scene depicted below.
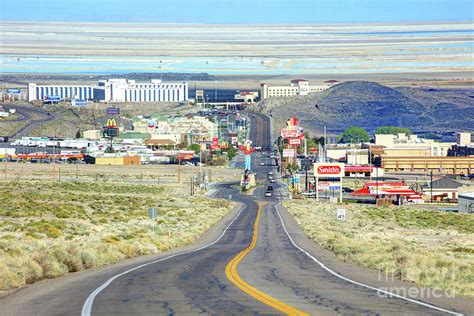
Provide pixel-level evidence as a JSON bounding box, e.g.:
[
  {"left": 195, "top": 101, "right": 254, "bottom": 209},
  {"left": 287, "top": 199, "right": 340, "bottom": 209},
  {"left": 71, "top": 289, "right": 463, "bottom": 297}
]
[
  {"left": 0, "top": 112, "right": 471, "bottom": 315},
  {"left": 1, "top": 103, "right": 59, "bottom": 138}
]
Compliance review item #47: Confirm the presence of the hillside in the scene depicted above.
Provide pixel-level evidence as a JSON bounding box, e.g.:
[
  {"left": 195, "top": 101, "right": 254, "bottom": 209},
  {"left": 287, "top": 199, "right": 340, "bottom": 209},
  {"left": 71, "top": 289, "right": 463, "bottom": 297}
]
[{"left": 259, "top": 81, "right": 474, "bottom": 137}]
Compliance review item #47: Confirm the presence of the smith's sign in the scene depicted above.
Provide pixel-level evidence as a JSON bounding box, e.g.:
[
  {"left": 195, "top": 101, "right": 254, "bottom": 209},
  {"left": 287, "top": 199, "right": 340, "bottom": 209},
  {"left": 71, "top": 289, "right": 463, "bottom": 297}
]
[{"left": 314, "top": 163, "right": 345, "bottom": 177}]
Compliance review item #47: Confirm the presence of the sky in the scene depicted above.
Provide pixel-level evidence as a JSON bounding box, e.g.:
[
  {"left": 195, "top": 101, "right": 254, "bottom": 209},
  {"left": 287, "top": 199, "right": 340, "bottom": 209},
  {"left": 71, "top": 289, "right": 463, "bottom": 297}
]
[{"left": 0, "top": 0, "right": 473, "bottom": 24}]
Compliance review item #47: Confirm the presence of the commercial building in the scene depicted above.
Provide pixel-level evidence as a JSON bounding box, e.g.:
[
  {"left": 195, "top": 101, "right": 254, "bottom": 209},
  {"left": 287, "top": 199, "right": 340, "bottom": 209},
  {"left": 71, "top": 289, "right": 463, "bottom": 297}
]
[
  {"left": 458, "top": 192, "right": 474, "bottom": 213},
  {"left": 93, "top": 79, "right": 188, "bottom": 103},
  {"left": 458, "top": 132, "right": 472, "bottom": 146},
  {"left": 28, "top": 83, "right": 93, "bottom": 101},
  {"left": 260, "top": 79, "right": 333, "bottom": 99},
  {"left": 28, "top": 79, "right": 188, "bottom": 103},
  {"left": 234, "top": 91, "right": 259, "bottom": 103},
  {"left": 422, "top": 178, "right": 464, "bottom": 201},
  {"left": 382, "top": 156, "right": 474, "bottom": 174},
  {"left": 375, "top": 133, "right": 454, "bottom": 157}
]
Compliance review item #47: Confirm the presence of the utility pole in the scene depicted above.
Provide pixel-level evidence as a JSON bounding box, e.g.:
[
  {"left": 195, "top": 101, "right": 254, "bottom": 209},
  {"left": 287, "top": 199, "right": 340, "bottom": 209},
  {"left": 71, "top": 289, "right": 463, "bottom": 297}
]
[
  {"left": 52, "top": 129, "right": 56, "bottom": 177},
  {"left": 430, "top": 169, "right": 433, "bottom": 204},
  {"left": 375, "top": 167, "right": 379, "bottom": 204},
  {"left": 3, "top": 154, "right": 7, "bottom": 180},
  {"left": 305, "top": 160, "right": 308, "bottom": 192},
  {"left": 178, "top": 156, "right": 181, "bottom": 183}
]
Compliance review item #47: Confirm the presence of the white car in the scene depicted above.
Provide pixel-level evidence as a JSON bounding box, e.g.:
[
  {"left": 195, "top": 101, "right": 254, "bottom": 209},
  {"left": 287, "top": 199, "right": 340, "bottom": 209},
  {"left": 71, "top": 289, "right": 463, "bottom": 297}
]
[
  {"left": 270, "top": 179, "right": 276, "bottom": 183},
  {"left": 268, "top": 172, "right": 273, "bottom": 175},
  {"left": 265, "top": 191, "right": 272, "bottom": 197},
  {"left": 260, "top": 162, "right": 265, "bottom": 166}
]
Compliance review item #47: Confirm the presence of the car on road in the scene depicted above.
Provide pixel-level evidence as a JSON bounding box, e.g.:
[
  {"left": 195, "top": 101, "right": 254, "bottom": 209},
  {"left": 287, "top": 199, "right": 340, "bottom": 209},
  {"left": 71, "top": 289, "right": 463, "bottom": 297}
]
[
  {"left": 270, "top": 179, "right": 276, "bottom": 183},
  {"left": 265, "top": 191, "right": 272, "bottom": 197},
  {"left": 268, "top": 172, "right": 273, "bottom": 175},
  {"left": 267, "top": 186, "right": 273, "bottom": 191},
  {"left": 260, "top": 162, "right": 265, "bottom": 166}
]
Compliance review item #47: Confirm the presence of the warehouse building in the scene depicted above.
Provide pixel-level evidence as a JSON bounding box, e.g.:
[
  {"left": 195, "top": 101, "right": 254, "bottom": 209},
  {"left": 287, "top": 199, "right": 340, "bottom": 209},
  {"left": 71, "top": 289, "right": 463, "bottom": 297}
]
[{"left": 28, "top": 79, "right": 188, "bottom": 103}]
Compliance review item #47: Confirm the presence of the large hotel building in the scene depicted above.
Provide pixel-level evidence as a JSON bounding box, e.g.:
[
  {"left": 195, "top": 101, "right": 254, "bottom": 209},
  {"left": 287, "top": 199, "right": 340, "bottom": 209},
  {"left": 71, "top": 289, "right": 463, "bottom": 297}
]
[{"left": 28, "top": 79, "right": 188, "bottom": 103}]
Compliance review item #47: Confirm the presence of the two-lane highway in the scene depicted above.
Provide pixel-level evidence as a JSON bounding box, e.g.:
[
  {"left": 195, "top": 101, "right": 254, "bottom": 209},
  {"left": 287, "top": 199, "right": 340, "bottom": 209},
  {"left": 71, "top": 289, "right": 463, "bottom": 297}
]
[{"left": 0, "top": 111, "right": 469, "bottom": 315}]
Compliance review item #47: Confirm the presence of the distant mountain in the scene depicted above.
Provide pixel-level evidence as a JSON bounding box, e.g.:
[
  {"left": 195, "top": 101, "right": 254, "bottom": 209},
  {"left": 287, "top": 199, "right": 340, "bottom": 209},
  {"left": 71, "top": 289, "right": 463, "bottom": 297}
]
[{"left": 260, "top": 81, "right": 474, "bottom": 136}]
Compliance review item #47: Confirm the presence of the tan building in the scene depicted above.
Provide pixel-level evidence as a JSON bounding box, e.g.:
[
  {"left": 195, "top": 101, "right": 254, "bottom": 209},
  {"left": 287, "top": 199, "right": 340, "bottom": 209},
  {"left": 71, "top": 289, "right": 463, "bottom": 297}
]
[
  {"left": 260, "top": 79, "right": 333, "bottom": 99},
  {"left": 83, "top": 130, "right": 101, "bottom": 140},
  {"left": 382, "top": 156, "right": 474, "bottom": 174},
  {"left": 457, "top": 132, "right": 472, "bottom": 146},
  {"left": 375, "top": 133, "right": 453, "bottom": 157}
]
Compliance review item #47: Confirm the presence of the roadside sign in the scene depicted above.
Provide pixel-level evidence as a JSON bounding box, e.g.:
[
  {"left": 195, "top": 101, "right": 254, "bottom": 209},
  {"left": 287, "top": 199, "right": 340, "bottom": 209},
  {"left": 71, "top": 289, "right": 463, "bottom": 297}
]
[
  {"left": 46, "top": 95, "right": 60, "bottom": 101},
  {"left": 71, "top": 99, "right": 87, "bottom": 106},
  {"left": 282, "top": 148, "right": 295, "bottom": 158},
  {"left": 280, "top": 128, "right": 299, "bottom": 138},
  {"left": 7, "top": 88, "right": 20, "bottom": 94},
  {"left": 314, "top": 163, "right": 345, "bottom": 178},
  {"left": 106, "top": 107, "right": 120, "bottom": 115},
  {"left": 148, "top": 207, "right": 157, "bottom": 220},
  {"left": 336, "top": 208, "right": 346, "bottom": 221},
  {"left": 288, "top": 138, "right": 302, "bottom": 146}
]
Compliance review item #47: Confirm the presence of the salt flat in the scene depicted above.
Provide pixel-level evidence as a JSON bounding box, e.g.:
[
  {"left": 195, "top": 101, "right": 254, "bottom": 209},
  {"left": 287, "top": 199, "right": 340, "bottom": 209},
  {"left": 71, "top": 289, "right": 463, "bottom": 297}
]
[{"left": 1, "top": 21, "right": 473, "bottom": 75}]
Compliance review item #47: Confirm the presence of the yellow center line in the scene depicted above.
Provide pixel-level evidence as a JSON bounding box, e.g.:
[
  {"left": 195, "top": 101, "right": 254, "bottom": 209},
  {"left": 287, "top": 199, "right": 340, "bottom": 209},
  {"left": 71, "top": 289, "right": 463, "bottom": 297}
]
[{"left": 225, "top": 202, "right": 309, "bottom": 316}]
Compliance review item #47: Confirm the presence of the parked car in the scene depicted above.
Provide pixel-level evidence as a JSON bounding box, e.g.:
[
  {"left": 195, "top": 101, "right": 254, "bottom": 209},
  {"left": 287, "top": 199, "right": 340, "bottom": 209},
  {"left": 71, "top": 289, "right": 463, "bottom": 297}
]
[
  {"left": 265, "top": 191, "right": 272, "bottom": 197},
  {"left": 267, "top": 186, "right": 273, "bottom": 191},
  {"left": 270, "top": 179, "right": 276, "bottom": 183}
]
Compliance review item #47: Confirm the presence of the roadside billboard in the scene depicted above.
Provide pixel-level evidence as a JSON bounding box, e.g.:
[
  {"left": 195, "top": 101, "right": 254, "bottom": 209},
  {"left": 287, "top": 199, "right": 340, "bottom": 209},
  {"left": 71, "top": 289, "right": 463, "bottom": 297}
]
[
  {"left": 7, "top": 88, "right": 20, "bottom": 94},
  {"left": 282, "top": 148, "right": 295, "bottom": 158},
  {"left": 288, "top": 138, "right": 302, "bottom": 146},
  {"left": 71, "top": 99, "right": 87, "bottom": 106},
  {"left": 147, "top": 120, "right": 156, "bottom": 128},
  {"left": 106, "top": 107, "right": 120, "bottom": 115},
  {"left": 281, "top": 128, "right": 299, "bottom": 138},
  {"left": 314, "top": 163, "right": 345, "bottom": 178}
]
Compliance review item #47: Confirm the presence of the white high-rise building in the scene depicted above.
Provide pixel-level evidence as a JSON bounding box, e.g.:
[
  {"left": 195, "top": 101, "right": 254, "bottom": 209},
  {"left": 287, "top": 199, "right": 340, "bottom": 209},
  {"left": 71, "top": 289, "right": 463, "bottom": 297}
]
[{"left": 28, "top": 79, "right": 188, "bottom": 103}]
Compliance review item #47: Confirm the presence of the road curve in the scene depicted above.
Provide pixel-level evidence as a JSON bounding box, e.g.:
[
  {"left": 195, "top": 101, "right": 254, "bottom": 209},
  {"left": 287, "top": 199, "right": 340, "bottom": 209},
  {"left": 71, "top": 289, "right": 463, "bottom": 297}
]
[{"left": 0, "top": 111, "right": 471, "bottom": 315}]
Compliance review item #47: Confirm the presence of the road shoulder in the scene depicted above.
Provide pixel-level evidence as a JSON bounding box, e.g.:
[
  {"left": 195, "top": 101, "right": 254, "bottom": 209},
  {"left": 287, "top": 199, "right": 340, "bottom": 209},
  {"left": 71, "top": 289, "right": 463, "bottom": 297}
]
[
  {"left": 276, "top": 202, "right": 474, "bottom": 315},
  {"left": 0, "top": 196, "right": 245, "bottom": 315}
]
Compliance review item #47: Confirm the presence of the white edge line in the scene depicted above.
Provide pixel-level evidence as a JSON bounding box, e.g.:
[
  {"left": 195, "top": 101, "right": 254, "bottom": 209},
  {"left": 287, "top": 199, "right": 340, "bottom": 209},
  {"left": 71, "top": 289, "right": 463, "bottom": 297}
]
[
  {"left": 81, "top": 204, "right": 247, "bottom": 316},
  {"left": 274, "top": 203, "right": 463, "bottom": 316}
]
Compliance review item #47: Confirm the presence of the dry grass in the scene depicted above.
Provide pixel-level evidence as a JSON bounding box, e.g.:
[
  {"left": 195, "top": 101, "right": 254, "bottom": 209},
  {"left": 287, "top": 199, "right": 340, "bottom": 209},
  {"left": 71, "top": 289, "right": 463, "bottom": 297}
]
[
  {"left": 284, "top": 200, "right": 474, "bottom": 297},
  {"left": 0, "top": 177, "right": 236, "bottom": 293}
]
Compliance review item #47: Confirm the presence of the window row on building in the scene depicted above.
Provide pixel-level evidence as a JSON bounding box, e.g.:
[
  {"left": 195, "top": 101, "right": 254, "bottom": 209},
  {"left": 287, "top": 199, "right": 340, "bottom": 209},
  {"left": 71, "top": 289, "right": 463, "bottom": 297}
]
[
  {"left": 28, "top": 79, "right": 188, "bottom": 103},
  {"left": 31, "top": 85, "right": 93, "bottom": 101}
]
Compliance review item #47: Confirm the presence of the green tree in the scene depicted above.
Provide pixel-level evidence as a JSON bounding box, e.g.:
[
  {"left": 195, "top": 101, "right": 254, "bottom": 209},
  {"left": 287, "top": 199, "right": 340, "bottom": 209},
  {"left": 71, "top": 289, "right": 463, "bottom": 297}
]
[
  {"left": 338, "top": 127, "right": 370, "bottom": 143},
  {"left": 375, "top": 126, "right": 412, "bottom": 135},
  {"left": 422, "top": 133, "right": 441, "bottom": 140},
  {"left": 226, "top": 144, "right": 237, "bottom": 161},
  {"left": 187, "top": 143, "right": 201, "bottom": 154},
  {"left": 75, "top": 130, "right": 82, "bottom": 139}
]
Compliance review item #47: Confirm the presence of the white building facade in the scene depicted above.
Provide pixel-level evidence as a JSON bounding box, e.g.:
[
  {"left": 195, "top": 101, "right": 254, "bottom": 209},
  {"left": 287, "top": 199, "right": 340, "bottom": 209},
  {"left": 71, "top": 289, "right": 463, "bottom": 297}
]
[
  {"left": 93, "top": 79, "right": 188, "bottom": 103},
  {"left": 28, "top": 79, "right": 188, "bottom": 103},
  {"left": 28, "top": 83, "right": 93, "bottom": 101},
  {"left": 260, "top": 79, "right": 333, "bottom": 99}
]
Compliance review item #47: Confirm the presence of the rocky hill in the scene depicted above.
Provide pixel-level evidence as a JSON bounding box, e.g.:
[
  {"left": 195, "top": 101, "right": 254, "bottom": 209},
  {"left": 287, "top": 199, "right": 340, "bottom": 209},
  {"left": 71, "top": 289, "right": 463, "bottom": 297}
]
[{"left": 259, "top": 81, "right": 474, "bottom": 137}]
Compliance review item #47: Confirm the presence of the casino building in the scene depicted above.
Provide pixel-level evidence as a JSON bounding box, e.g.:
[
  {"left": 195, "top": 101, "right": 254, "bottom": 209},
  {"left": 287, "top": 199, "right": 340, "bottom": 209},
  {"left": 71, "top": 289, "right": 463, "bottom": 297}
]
[
  {"left": 28, "top": 79, "right": 188, "bottom": 103},
  {"left": 28, "top": 83, "right": 93, "bottom": 101}
]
